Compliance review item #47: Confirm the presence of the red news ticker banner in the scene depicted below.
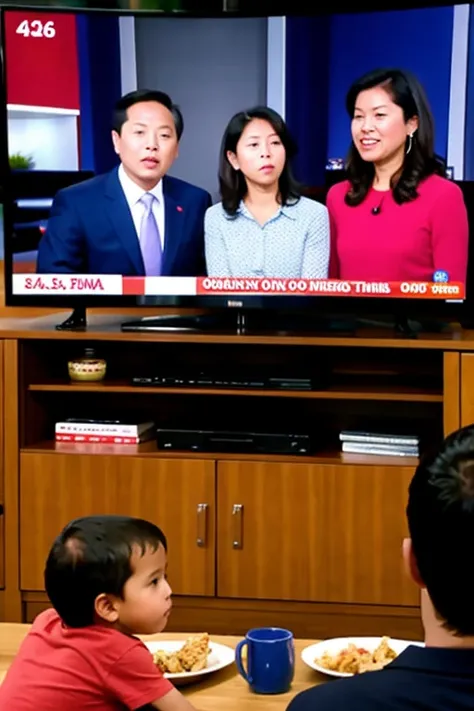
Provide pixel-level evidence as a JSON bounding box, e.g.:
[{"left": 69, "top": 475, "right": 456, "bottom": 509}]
[
  {"left": 11, "top": 275, "right": 466, "bottom": 299},
  {"left": 196, "top": 277, "right": 465, "bottom": 298},
  {"left": 4, "top": 10, "right": 80, "bottom": 111}
]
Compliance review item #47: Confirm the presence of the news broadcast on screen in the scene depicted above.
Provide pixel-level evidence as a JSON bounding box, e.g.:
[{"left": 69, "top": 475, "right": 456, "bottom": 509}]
[{"left": 0, "top": 5, "right": 471, "bottom": 303}]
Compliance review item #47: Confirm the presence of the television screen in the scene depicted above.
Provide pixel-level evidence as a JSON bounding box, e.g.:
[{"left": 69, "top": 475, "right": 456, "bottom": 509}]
[{"left": 0, "top": 5, "right": 472, "bottom": 311}]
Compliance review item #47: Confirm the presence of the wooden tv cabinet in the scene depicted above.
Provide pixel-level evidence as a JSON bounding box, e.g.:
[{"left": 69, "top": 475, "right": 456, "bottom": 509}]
[{"left": 1, "top": 313, "right": 474, "bottom": 639}]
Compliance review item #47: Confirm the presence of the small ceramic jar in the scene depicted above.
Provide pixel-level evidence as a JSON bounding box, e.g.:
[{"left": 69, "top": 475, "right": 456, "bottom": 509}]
[{"left": 68, "top": 348, "right": 107, "bottom": 382}]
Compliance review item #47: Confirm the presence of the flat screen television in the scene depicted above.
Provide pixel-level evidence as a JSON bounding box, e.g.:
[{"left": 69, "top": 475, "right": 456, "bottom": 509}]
[{"left": 0, "top": 3, "right": 473, "bottom": 331}]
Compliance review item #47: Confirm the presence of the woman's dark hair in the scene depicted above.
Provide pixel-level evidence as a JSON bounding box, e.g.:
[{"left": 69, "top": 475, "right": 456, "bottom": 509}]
[
  {"left": 344, "top": 68, "right": 445, "bottom": 206},
  {"left": 218, "top": 106, "right": 301, "bottom": 216}
]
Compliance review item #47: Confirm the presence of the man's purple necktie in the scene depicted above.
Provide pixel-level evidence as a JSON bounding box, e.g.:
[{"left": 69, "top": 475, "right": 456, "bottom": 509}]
[{"left": 139, "top": 193, "right": 162, "bottom": 276}]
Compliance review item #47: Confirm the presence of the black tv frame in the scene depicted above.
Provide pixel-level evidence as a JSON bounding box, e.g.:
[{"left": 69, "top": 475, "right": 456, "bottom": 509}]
[{"left": 0, "top": 2, "right": 472, "bottom": 326}]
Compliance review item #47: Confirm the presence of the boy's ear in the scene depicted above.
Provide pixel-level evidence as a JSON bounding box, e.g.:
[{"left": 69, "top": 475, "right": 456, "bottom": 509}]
[{"left": 94, "top": 593, "right": 120, "bottom": 623}]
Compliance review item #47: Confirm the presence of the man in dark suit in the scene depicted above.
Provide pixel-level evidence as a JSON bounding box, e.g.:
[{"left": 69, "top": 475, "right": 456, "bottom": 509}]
[{"left": 36, "top": 89, "right": 212, "bottom": 276}]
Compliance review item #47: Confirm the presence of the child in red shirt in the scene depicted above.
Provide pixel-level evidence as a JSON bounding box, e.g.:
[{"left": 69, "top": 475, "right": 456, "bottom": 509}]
[{"left": 0, "top": 515, "right": 197, "bottom": 711}]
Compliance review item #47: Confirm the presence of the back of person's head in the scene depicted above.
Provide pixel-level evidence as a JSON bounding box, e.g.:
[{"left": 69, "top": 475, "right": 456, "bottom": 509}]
[
  {"left": 407, "top": 425, "right": 474, "bottom": 634},
  {"left": 44, "top": 515, "right": 167, "bottom": 628},
  {"left": 113, "top": 89, "right": 184, "bottom": 140},
  {"left": 344, "top": 67, "right": 444, "bottom": 206},
  {"left": 218, "top": 105, "right": 300, "bottom": 215}
]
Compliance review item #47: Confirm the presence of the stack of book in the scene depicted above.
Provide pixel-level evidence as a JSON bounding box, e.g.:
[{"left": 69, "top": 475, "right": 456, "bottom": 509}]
[
  {"left": 55, "top": 419, "right": 155, "bottom": 444},
  {"left": 339, "top": 430, "right": 419, "bottom": 457}
]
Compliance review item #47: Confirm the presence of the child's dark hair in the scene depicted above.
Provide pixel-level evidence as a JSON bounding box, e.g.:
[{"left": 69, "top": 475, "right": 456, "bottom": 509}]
[{"left": 44, "top": 515, "right": 167, "bottom": 628}]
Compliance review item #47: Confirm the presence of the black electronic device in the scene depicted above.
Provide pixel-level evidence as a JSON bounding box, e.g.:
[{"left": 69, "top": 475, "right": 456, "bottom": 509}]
[{"left": 156, "top": 429, "right": 312, "bottom": 455}]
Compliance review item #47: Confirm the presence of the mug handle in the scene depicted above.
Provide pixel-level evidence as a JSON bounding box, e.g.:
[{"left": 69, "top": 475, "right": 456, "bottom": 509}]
[
  {"left": 289, "top": 639, "right": 295, "bottom": 678},
  {"left": 235, "top": 639, "right": 252, "bottom": 684}
]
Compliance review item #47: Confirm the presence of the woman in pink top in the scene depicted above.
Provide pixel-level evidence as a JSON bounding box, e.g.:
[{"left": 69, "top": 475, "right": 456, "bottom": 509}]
[{"left": 327, "top": 68, "right": 469, "bottom": 285}]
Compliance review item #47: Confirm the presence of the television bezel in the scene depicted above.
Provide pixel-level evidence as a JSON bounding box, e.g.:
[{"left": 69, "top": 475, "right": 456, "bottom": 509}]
[{"left": 0, "top": 2, "right": 471, "bottom": 321}]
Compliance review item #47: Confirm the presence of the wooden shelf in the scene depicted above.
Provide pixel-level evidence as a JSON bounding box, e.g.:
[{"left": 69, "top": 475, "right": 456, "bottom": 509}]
[
  {"left": 0, "top": 312, "right": 471, "bottom": 349},
  {"left": 27, "top": 380, "right": 443, "bottom": 403},
  {"left": 21, "top": 440, "right": 420, "bottom": 467},
  {"left": 6, "top": 323, "right": 455, "bottom": 634}
]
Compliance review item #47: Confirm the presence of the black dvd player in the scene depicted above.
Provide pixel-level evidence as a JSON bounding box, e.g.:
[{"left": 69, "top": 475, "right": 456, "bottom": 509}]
[
  {"left": 156, "top": 429, "right": 312, "bottom": 455},
  {"left": 132, "top": 372, "right": 316, "bottom": 391}
]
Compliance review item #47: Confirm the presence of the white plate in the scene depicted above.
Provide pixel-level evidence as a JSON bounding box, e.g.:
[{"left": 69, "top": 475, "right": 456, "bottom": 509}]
[
  {"left": 145, "top": 639, "right": 235, "bottom": 686},
  {"left": 301, "top": 636, "right": 424, "bottom": 678}
]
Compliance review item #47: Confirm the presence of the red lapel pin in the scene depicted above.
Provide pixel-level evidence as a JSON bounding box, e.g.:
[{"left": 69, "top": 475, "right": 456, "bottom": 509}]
[{"left": 177, "top": 205, "right": 183, "bottom": 212}]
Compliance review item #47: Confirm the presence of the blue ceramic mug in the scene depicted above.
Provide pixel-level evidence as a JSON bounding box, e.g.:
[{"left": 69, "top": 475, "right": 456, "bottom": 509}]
[{"left": 235, "top": 627, "right": 295, "bottom": 694}]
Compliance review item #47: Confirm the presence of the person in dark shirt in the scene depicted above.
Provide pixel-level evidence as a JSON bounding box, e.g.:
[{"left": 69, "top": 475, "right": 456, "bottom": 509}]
[{"left": 288, "top": 425, "right": 474, "bottom": 711}]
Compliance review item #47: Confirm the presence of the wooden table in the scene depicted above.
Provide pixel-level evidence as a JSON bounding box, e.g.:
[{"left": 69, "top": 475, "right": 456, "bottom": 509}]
[{"left": 0, "top": 626, "right": 326, "bottom": 710}]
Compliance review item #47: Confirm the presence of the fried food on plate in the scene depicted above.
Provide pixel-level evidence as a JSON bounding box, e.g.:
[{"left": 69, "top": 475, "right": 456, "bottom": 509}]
[
  {"left": 316, "top": 636, "right": 398, "bottom": 674},
  {"left": 152, "top": 633, "right": 211, "bottom": 674}
]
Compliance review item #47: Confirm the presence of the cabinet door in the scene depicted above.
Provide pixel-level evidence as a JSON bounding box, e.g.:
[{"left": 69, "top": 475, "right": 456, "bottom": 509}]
[
  {"left": 20, "top": 454, "right": 215, "bottom": 595},
  {"left": 0, "top": 507, "right": 4, "bottom": 589},
  {"left": 217, "top": 461, "right": 417, "bottom": 606},
  {"left": 461, "top": 353, "right": 474, "bottom": 426}
]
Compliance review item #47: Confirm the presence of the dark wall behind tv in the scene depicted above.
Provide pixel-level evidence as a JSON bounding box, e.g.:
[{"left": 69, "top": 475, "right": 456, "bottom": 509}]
[
  {"left": 287, "top": 6, "right": 455, "bottom": 187},
  {"left": 132, "top": 8, "right": 456, "bottom": 195},
  {"left": 134, "top": 17, "right": 268, "bottom": 201},
  {"left": 463, "top": 7, "right": 474, "bottom": 180},
  {"left": 2, "top": 8, "right": 460, "bottom": 196}
]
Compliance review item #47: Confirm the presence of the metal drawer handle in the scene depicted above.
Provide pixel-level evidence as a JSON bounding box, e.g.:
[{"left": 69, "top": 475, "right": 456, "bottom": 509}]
[
  {"left": 232, "top": 504, "right": 243, "bottom": 549},
  {"left": 196, "top": 503, "right": 208, "bottom": 547}
]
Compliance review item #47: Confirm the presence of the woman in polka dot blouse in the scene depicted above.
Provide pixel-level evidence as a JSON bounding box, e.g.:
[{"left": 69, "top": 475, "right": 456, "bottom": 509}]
[{"left": 204, "top": 106, "right": 330, "bottom": 279}]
